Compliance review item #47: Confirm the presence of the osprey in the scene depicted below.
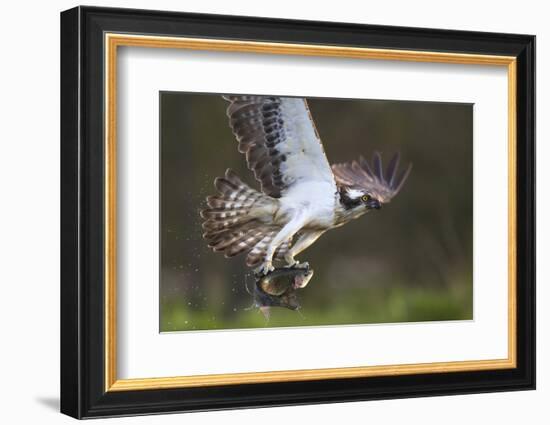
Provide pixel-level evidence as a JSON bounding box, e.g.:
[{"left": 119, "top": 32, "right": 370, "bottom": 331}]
[{"left": 201, "top": 95, "right": 411, "bottom": 276}]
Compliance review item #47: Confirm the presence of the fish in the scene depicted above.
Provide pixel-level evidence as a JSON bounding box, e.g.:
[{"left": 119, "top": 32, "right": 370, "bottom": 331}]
[{"left": 249, "top": 264, "right": 314, "bottom": 319}]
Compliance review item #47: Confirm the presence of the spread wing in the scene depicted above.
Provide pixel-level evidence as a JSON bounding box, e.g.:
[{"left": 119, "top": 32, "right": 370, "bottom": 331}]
[
  {"left": 223, "top": 95, "right": 336, "bottom": 198},
  {"left": 332, "top": 153, "right": 412, "bottom": 203}
]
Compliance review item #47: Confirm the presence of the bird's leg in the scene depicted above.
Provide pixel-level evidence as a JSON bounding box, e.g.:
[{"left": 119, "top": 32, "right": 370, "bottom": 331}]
[
  {"left": 284, "top": 230, "right": 325, "bottom": 269},
  {"left": 258, "top": 211, "right": 308, "bottom": 275}
]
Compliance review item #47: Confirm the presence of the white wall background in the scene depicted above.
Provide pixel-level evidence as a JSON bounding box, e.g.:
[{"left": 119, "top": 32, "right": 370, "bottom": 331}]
[{"left": 0, "top": 0, "right": 545, "bottom": 423}]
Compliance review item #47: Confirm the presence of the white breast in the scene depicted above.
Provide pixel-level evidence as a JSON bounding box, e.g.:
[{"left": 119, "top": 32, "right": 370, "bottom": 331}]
[{"left": 277, "top": 180, "right": 337, "bottom": 228}]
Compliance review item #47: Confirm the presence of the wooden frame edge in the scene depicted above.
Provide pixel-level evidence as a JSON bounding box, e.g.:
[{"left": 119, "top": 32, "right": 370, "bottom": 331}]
[{"left": 108, "top": 358, "right": 516, "bottom": 391}]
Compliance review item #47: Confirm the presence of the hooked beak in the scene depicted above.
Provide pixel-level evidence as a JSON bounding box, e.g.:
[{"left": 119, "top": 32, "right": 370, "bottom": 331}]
[{"left": 367, "top": 198, "right": 382, "bottom": 210}]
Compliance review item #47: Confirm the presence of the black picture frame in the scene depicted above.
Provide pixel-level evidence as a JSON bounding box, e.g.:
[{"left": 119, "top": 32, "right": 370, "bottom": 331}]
[{"left": 61, "top": 5, "right": 535, "bottom": 419}]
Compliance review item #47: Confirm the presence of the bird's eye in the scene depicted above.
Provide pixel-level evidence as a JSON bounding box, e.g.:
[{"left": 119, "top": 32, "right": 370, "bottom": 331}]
[{"left": 361, "top": 195, "right": 370, "bottom": 202}]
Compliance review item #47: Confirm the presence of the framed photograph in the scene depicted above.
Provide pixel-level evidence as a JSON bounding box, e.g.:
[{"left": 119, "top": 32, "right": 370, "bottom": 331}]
[{"left": 60, "top": 6, "right": 535, "bottom": 419}]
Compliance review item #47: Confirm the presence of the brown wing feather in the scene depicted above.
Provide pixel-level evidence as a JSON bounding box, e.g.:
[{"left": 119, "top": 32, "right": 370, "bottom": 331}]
[
  {"left": 223, "top": 95, "right": 335, "bottom": 198},
  {"left": 224, "top": 96, "right": 285, "bottom": 197},
  {"left": 332, "top": 153, "right": 412, "bottom": 203}
]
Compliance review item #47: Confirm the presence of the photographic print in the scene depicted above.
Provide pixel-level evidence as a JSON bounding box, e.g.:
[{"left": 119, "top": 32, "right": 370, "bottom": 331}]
[{"left": 160, "top": 93, "right": 473, "bottom": 332}]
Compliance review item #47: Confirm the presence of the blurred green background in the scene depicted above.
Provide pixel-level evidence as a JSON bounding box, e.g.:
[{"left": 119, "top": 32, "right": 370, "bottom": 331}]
[{"left": 160, "top": 93, "right": 473, "bottom": 332}]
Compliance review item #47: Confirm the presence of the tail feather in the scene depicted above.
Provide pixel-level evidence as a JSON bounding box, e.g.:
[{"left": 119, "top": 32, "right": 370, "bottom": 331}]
[
  {"left": 226, "top": 226, "right": 266, "bottom": 257},
  {"left": 247, "top": 236, "right": 291, "bottom": 266},
  {"left": 274, "top": 239, "right": 291, "bottom": 261},
  {"left": 201, "top": 169, "right": 279, "bottom": 265},
  {"left": 246, "top": 230, "right": 278, "bottom": 267}
]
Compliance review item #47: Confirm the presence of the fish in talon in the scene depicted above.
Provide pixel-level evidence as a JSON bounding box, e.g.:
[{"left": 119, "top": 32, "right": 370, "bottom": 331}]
[
  {"left": 256, "top": 266, "right": 314, "bottom": 295},
  {"left": 250, "top": 266, "right": 314, "bottom": 318}
]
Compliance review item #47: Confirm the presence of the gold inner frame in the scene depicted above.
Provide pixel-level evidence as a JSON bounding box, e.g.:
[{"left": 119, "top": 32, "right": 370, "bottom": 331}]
[{"left": 104, "top": 33, "right": 517, "bottom": 392}]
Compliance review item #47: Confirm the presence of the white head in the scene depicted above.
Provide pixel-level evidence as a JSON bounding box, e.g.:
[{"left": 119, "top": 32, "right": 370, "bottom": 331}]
[
  {"left": 336, "top": 186, "right": 382, "bottom": 223},
  {"left": 332, "top": 152, "right": 412, "bottom": 224}
]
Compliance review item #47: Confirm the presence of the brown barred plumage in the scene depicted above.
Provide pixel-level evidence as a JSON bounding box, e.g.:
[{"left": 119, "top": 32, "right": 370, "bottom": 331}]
[
  {"left": 222, "top": 95, "right": 334, "bottom": 198},
  {"left": 332, "top": 153, "right": 412, "bottom": 204},
  {"left": 200, "top": 169, "right": 281, "bottom": 267}
]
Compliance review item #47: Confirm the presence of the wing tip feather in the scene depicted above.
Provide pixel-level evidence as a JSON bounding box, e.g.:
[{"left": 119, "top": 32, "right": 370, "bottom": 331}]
[{"left": 333, "top": 151, "right": 412, "bottom": 202}]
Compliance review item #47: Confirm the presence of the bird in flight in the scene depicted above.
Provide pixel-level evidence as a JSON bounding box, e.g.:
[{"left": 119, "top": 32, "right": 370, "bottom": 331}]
[{"left": 201, "top": 95, "right": 411, "bottom": 278}]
